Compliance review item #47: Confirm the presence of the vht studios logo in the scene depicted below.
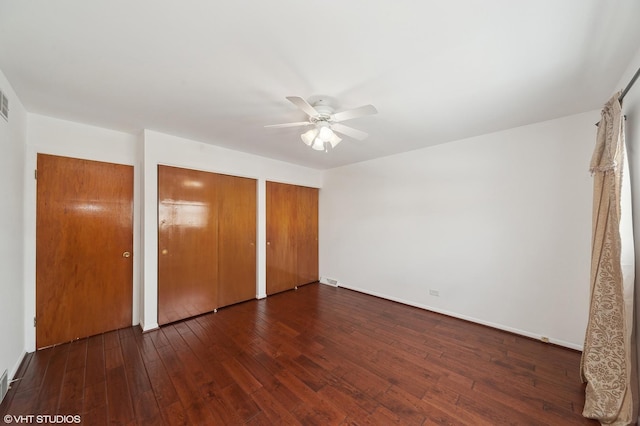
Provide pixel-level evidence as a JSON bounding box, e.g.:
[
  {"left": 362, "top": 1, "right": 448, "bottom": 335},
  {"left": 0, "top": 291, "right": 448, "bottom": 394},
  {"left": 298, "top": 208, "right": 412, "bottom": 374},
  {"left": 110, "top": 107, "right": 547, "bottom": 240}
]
[{"left": 4, "top": 415, "right": 81, "bottom": 424}]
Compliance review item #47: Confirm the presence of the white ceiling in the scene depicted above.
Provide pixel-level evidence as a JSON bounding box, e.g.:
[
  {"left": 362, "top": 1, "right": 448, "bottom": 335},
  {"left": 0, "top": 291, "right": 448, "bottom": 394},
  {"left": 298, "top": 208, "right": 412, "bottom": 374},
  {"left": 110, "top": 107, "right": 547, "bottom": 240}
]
[{"left": 1, "top": 1, "right": 640, "bottom": 169}]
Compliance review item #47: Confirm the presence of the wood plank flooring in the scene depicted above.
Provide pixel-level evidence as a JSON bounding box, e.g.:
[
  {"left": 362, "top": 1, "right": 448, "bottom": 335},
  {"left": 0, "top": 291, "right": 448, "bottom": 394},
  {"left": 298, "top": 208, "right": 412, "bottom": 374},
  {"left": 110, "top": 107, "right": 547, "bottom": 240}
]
[{"left": 1, "top": 283, "right": 597, "bottom": 425}]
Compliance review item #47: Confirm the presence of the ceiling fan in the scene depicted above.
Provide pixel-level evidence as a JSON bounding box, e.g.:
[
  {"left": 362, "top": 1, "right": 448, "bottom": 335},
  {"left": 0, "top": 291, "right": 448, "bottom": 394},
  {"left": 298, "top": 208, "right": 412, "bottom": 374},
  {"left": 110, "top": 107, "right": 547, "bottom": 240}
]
[{"left": 265, "top": 96, "right": 378, "bottom": 151}]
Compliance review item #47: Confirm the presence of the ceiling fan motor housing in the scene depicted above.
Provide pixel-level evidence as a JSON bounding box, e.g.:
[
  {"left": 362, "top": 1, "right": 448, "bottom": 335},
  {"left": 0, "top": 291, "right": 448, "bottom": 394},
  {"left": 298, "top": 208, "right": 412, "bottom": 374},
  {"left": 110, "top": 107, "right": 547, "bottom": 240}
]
[{"left": 310, "top": 100, "right": 334, "bottom": 123}]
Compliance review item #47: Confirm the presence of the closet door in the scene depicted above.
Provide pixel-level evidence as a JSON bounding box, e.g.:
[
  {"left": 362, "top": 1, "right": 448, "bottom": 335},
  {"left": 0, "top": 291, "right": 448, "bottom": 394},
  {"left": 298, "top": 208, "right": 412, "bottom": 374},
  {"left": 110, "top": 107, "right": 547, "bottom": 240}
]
[
  {"left": 296, "top": 186, "right": 319, "bottom": 285},
  {"left": 158, "top": 165, "right": 218, "bottom": 325},
  {"left": 266, "top": 181, "right": 319, "bottom": 295},
  {"left": 36, "top": 154, "right": 133, "bottom": 349},
  {"left": 217, "top": 174, "right": 257, "bottom": 307},
  {"left": 266, "top": 182, "right": 298, "bottom": 295}
]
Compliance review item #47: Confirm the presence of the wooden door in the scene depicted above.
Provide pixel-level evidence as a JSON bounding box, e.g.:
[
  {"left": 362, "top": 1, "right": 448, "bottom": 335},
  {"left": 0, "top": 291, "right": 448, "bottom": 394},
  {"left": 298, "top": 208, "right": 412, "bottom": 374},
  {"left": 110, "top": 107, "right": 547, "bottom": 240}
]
[
  {"left": 158, "top": 165, "right": 218, "bottom": 325},
  {"left": 296, "top": 186, "right": 319, "bottom": 285},
  {"left": 36, "top": 154, "right": 133, "bottom": 349},
  {"left": 266, "top": 182, "right": 298, "bottom": 295},
  {"left": 266, "top": 182, "right": 319, "bottom": 295},
  {"left": 217, "top": 174, "right": 257, "bottom": 307}
]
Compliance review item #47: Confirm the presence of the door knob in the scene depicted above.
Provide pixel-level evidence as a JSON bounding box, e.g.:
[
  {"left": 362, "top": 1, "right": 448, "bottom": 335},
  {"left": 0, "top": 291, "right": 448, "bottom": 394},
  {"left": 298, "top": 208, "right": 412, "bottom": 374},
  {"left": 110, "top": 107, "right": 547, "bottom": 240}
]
[{"left": 123, "top": 251, "right": 131, "bottom": 258}]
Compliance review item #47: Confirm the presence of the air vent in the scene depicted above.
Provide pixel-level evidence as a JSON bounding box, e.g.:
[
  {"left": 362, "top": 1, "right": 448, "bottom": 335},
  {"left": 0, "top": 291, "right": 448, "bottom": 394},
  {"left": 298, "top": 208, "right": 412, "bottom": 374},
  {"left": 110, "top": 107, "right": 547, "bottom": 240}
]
[
  {"left": 0, "top": 90, "right": 8, "bottom": 121},
  {"left": 0, "top": 369, "right": 8, "bottom": 403},
  {"left": 322, "top": 277, "right": 339, "bottom": 287}
]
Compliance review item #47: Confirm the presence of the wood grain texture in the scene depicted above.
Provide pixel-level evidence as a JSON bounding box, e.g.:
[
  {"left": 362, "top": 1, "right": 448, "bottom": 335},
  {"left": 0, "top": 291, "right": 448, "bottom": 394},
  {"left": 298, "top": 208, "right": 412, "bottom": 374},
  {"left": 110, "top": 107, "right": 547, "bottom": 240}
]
[
  {"left": 36, "top": 154, "right": 133, "bottom": 349},
  {"left": 296, "top": 186, "right": 319, "bottom": 286},
  {"left": 266, "top": 181, "right": 298, "bottom": 295},
  {"left": 266, "top": 182, "right": 319, "bottom": 295},
  {"left": 217, "top": 173, "right": 257, "bottom": 307},
  {"left": 158, "top": 165, "right": 219, "bottom": 324},
  {"left": 2, "top": 284, "right": 597, "bottom": 425},
  {"left": 158, "top": 166, "right": 258, "bottom": 324}
]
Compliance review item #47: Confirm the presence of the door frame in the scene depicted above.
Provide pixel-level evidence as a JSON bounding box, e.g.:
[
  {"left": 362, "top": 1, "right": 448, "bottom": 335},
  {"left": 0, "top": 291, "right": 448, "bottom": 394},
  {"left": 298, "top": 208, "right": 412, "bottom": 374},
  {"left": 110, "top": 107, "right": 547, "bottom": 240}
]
[{"left": 24, "top": 147, "right": 140, "bottom": 353}]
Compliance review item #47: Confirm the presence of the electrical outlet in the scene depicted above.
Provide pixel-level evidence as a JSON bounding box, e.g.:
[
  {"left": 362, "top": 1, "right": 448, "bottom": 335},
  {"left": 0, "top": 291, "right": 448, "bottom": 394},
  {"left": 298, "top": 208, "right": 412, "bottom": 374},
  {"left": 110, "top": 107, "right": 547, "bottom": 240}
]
[{"left": 429, "top": 289, "right": 439, "bottom": 297}]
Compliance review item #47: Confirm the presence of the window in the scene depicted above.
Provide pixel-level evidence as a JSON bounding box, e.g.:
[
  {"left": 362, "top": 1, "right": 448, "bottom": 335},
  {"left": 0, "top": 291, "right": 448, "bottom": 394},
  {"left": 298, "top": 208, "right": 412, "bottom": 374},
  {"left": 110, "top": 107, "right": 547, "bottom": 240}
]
[{"left": 0, "top": 90, "right": 8, "bottom": 121}]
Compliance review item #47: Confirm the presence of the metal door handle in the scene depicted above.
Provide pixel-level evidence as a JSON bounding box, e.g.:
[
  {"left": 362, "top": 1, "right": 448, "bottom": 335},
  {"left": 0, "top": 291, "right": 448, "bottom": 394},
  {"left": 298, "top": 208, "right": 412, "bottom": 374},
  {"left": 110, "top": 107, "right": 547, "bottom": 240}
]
[{"left": 123, "top": 251, "right": 131, "bottom": 258}]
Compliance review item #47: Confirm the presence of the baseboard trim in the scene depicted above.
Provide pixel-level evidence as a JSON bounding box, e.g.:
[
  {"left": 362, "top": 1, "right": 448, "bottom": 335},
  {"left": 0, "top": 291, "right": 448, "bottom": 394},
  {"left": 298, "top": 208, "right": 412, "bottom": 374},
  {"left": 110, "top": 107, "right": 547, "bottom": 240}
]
[
  {"left": 336, "top": 283, "right": 583, "bottom": 351},
  {"left": 140, "top": 322, "right": 159, "bottom": 333},
  {"left": 10, "top": 351, "right": 27, "bottom": 385}
]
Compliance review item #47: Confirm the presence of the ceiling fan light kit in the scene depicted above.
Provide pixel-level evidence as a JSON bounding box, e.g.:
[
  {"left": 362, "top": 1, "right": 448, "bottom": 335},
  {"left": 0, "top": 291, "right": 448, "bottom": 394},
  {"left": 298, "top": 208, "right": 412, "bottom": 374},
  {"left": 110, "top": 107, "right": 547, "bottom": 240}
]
[
  {"left": 301, "top": 122, "right": 342, "bottom": 151},
  {"left": 266, "top": 96, "right": 377, "bottom": 152}
]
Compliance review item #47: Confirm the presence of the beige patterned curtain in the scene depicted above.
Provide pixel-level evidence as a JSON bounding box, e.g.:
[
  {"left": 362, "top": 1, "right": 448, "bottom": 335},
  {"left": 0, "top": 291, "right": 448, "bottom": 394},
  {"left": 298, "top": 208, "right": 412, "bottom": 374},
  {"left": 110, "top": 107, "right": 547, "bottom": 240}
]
[{"left": 581, "top": 92, "right": 635, "bottom": 425}]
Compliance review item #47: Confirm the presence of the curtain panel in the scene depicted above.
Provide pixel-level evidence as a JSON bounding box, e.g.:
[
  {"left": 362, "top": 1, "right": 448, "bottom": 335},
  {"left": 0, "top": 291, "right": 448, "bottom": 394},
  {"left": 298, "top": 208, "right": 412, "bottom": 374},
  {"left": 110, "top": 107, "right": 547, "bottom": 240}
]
[{"left": 581, "top": 92, "right": 635, "bottom": 425}]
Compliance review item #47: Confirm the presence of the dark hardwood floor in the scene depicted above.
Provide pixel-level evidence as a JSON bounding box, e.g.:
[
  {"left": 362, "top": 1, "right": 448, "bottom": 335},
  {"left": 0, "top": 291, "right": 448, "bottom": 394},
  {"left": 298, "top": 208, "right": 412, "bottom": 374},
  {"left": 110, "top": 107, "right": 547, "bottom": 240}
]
[{"left": 1, "top": 283, "right": 597, "bottom": 425}]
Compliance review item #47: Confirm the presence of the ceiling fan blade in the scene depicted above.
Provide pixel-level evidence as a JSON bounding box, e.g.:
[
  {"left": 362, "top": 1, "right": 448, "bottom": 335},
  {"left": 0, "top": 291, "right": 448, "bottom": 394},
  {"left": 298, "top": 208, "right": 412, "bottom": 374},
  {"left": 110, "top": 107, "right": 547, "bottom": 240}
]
[
  {"left": 286, "top": 96, "right": 319, "bottom": 117},
  {"left": 332, "top": 104, "right": 378, "bottom": 122},
  {"left": 264, "top": 122, "right": 312, "bottom": 129},
  {"left": 331, "top": 123, "right": 369, "bottom": 141}
]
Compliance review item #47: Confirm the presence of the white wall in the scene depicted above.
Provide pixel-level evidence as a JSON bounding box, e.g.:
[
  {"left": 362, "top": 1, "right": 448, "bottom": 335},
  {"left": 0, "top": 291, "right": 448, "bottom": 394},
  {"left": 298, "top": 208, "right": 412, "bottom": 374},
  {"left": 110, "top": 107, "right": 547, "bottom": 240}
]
[
  {"left": 0, "top": 70, "right": 27, "bottom": 385},
  {"left": 320, "top": 111, "right": 597, "bottom": 349},
  {"left": 140, "top": 130, "right": 323, "bottom": 330}
]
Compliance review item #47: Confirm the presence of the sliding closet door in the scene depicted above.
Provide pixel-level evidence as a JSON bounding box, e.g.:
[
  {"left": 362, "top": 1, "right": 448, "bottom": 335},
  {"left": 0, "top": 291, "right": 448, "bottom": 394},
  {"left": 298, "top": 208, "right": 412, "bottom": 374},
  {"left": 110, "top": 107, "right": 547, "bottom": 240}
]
[
  {"left": 217, "top": 174, "right": 257, "bottom": 307},
  {"left": 266, "top": 181, "right": 319, "bottom": 295},
  {"left": 296, "top": 186, "right": 319, "bottom": 285},
  {"left": 158, "top": 165, "right": 218, "bottom": 325},
  {"left": 266, "top": 182, "right": 298, "bottom": 295}
]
